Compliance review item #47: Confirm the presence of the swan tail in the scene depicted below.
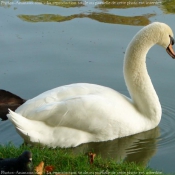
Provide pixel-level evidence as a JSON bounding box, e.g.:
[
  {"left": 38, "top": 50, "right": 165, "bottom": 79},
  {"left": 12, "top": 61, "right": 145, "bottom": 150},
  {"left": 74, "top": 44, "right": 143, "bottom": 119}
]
[
  {"left": 0, "top": 90, "right": 25, "bottom": 121},
  {"left": 8, "top": 109, "right": 51, "bottom": 145},
  {"left": 8, "top": 110, "right": 32, "bottom": 131}
]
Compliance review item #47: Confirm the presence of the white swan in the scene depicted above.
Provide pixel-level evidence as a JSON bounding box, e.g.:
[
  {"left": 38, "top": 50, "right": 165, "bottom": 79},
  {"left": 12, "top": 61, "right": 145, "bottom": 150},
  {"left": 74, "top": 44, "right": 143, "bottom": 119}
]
[{"left": 8, "top": 22, "right": 175, "bottom": 148}]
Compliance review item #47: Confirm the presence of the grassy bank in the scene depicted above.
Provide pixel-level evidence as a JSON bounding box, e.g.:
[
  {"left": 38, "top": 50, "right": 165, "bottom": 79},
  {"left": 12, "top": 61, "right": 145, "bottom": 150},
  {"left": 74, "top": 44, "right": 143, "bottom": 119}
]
[{"left": 0, "top": 143, "right": 167, "bottom": 175}]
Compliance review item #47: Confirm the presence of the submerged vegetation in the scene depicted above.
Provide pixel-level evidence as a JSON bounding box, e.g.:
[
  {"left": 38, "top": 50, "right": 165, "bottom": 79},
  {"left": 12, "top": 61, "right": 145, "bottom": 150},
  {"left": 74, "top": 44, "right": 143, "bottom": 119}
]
[
  {"left": 18, "top": 13, "right": 154, "bottom": 26},
  {"left": 161, "top": 1, "right": 175, "bottom": 13},
  {"left": 2, "top": 0, "right": 175, "bottom": 25},
  {"left": 0, "top": 143, "right": 168, "bottom": 174}
]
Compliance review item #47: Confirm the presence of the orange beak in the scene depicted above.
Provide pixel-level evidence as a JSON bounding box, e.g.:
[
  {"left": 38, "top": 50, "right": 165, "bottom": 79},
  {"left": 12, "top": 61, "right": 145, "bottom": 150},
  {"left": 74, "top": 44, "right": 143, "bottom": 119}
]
[{"left": 166, "top": 43, "right": 175, "bottom": 59}]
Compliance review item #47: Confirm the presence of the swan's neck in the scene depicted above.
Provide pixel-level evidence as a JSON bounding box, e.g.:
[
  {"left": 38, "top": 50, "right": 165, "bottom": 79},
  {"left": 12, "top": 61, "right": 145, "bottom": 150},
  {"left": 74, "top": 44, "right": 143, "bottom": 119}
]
[{"left": 124, "top": 27, "right": 161, "bottom": 123}]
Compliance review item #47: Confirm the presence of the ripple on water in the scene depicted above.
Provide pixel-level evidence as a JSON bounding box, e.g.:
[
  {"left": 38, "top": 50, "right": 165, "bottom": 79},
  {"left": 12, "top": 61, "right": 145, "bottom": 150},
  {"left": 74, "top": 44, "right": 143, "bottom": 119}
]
[{"left": 157, "top": 101, "right": 175, "bottom": 151}]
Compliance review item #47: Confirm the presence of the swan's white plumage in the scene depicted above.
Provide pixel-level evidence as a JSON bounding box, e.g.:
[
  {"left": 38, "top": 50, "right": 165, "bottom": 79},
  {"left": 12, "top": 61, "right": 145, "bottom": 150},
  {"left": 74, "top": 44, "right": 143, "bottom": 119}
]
[{"left": 8, "top": 22, "right": 174, "bottom": 148}]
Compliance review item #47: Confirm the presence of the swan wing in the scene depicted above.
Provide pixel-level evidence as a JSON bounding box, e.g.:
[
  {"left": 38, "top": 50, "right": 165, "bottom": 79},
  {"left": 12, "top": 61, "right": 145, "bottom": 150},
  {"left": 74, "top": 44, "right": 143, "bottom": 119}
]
[
  {"left": 15, "top": 83, "right": 135, "bottom": 136},
  {"left": 9, "top": 83, "right": 147, "bottom": 144}
]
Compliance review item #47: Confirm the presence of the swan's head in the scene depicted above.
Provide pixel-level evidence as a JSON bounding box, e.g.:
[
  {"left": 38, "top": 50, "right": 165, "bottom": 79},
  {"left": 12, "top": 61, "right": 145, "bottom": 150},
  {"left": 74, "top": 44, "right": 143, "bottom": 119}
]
[
  {"left": 155, "top": 22, "right": 175, "bottom": 58},
  {"left": 126, "top": 22, "right": 175, "bottom": 60}
]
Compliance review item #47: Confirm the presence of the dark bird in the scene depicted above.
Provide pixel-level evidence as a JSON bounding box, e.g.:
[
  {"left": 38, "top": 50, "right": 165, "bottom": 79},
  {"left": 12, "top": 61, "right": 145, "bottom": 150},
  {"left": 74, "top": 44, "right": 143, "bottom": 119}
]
[
  {"left": 0, "top": 150, "right": 33, "bottom": 174},
  {"left": 0, "top": 90, "right": 26, "bottom": 121}
]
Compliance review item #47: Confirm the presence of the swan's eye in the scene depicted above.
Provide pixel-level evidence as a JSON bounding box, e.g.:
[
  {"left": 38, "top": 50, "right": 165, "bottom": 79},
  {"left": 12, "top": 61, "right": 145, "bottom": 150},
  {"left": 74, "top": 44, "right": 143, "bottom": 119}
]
[{"left": 169, "top": 35, "right": 174, "bottom": 45}]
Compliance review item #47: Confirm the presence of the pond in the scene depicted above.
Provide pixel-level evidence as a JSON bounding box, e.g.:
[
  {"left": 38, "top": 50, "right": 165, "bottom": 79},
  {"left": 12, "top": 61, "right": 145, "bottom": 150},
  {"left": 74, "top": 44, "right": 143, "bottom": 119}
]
[{"left": 0, "top": 0, "right": 175, "bottom": 174}]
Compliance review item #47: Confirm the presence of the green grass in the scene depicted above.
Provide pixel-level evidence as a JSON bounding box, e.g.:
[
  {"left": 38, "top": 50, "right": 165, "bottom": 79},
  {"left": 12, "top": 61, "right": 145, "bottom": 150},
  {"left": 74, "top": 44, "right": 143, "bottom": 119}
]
[{"left": 0, "top": 143, "right": 168, "bottom": 175}]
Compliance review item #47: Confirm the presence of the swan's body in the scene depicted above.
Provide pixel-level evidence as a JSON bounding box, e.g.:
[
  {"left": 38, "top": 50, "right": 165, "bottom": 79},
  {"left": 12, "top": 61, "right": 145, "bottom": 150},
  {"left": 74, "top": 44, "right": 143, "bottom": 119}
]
[{"left": 8, "top": 22, "right": 175, "bottom": 148}]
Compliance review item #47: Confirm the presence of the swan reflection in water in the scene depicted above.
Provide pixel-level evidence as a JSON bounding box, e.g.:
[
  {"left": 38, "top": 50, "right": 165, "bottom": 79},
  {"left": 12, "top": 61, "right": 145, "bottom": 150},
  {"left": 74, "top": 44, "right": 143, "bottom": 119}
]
[{"left": 71, "top": 126, "right": 160, "bottom": 167}]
